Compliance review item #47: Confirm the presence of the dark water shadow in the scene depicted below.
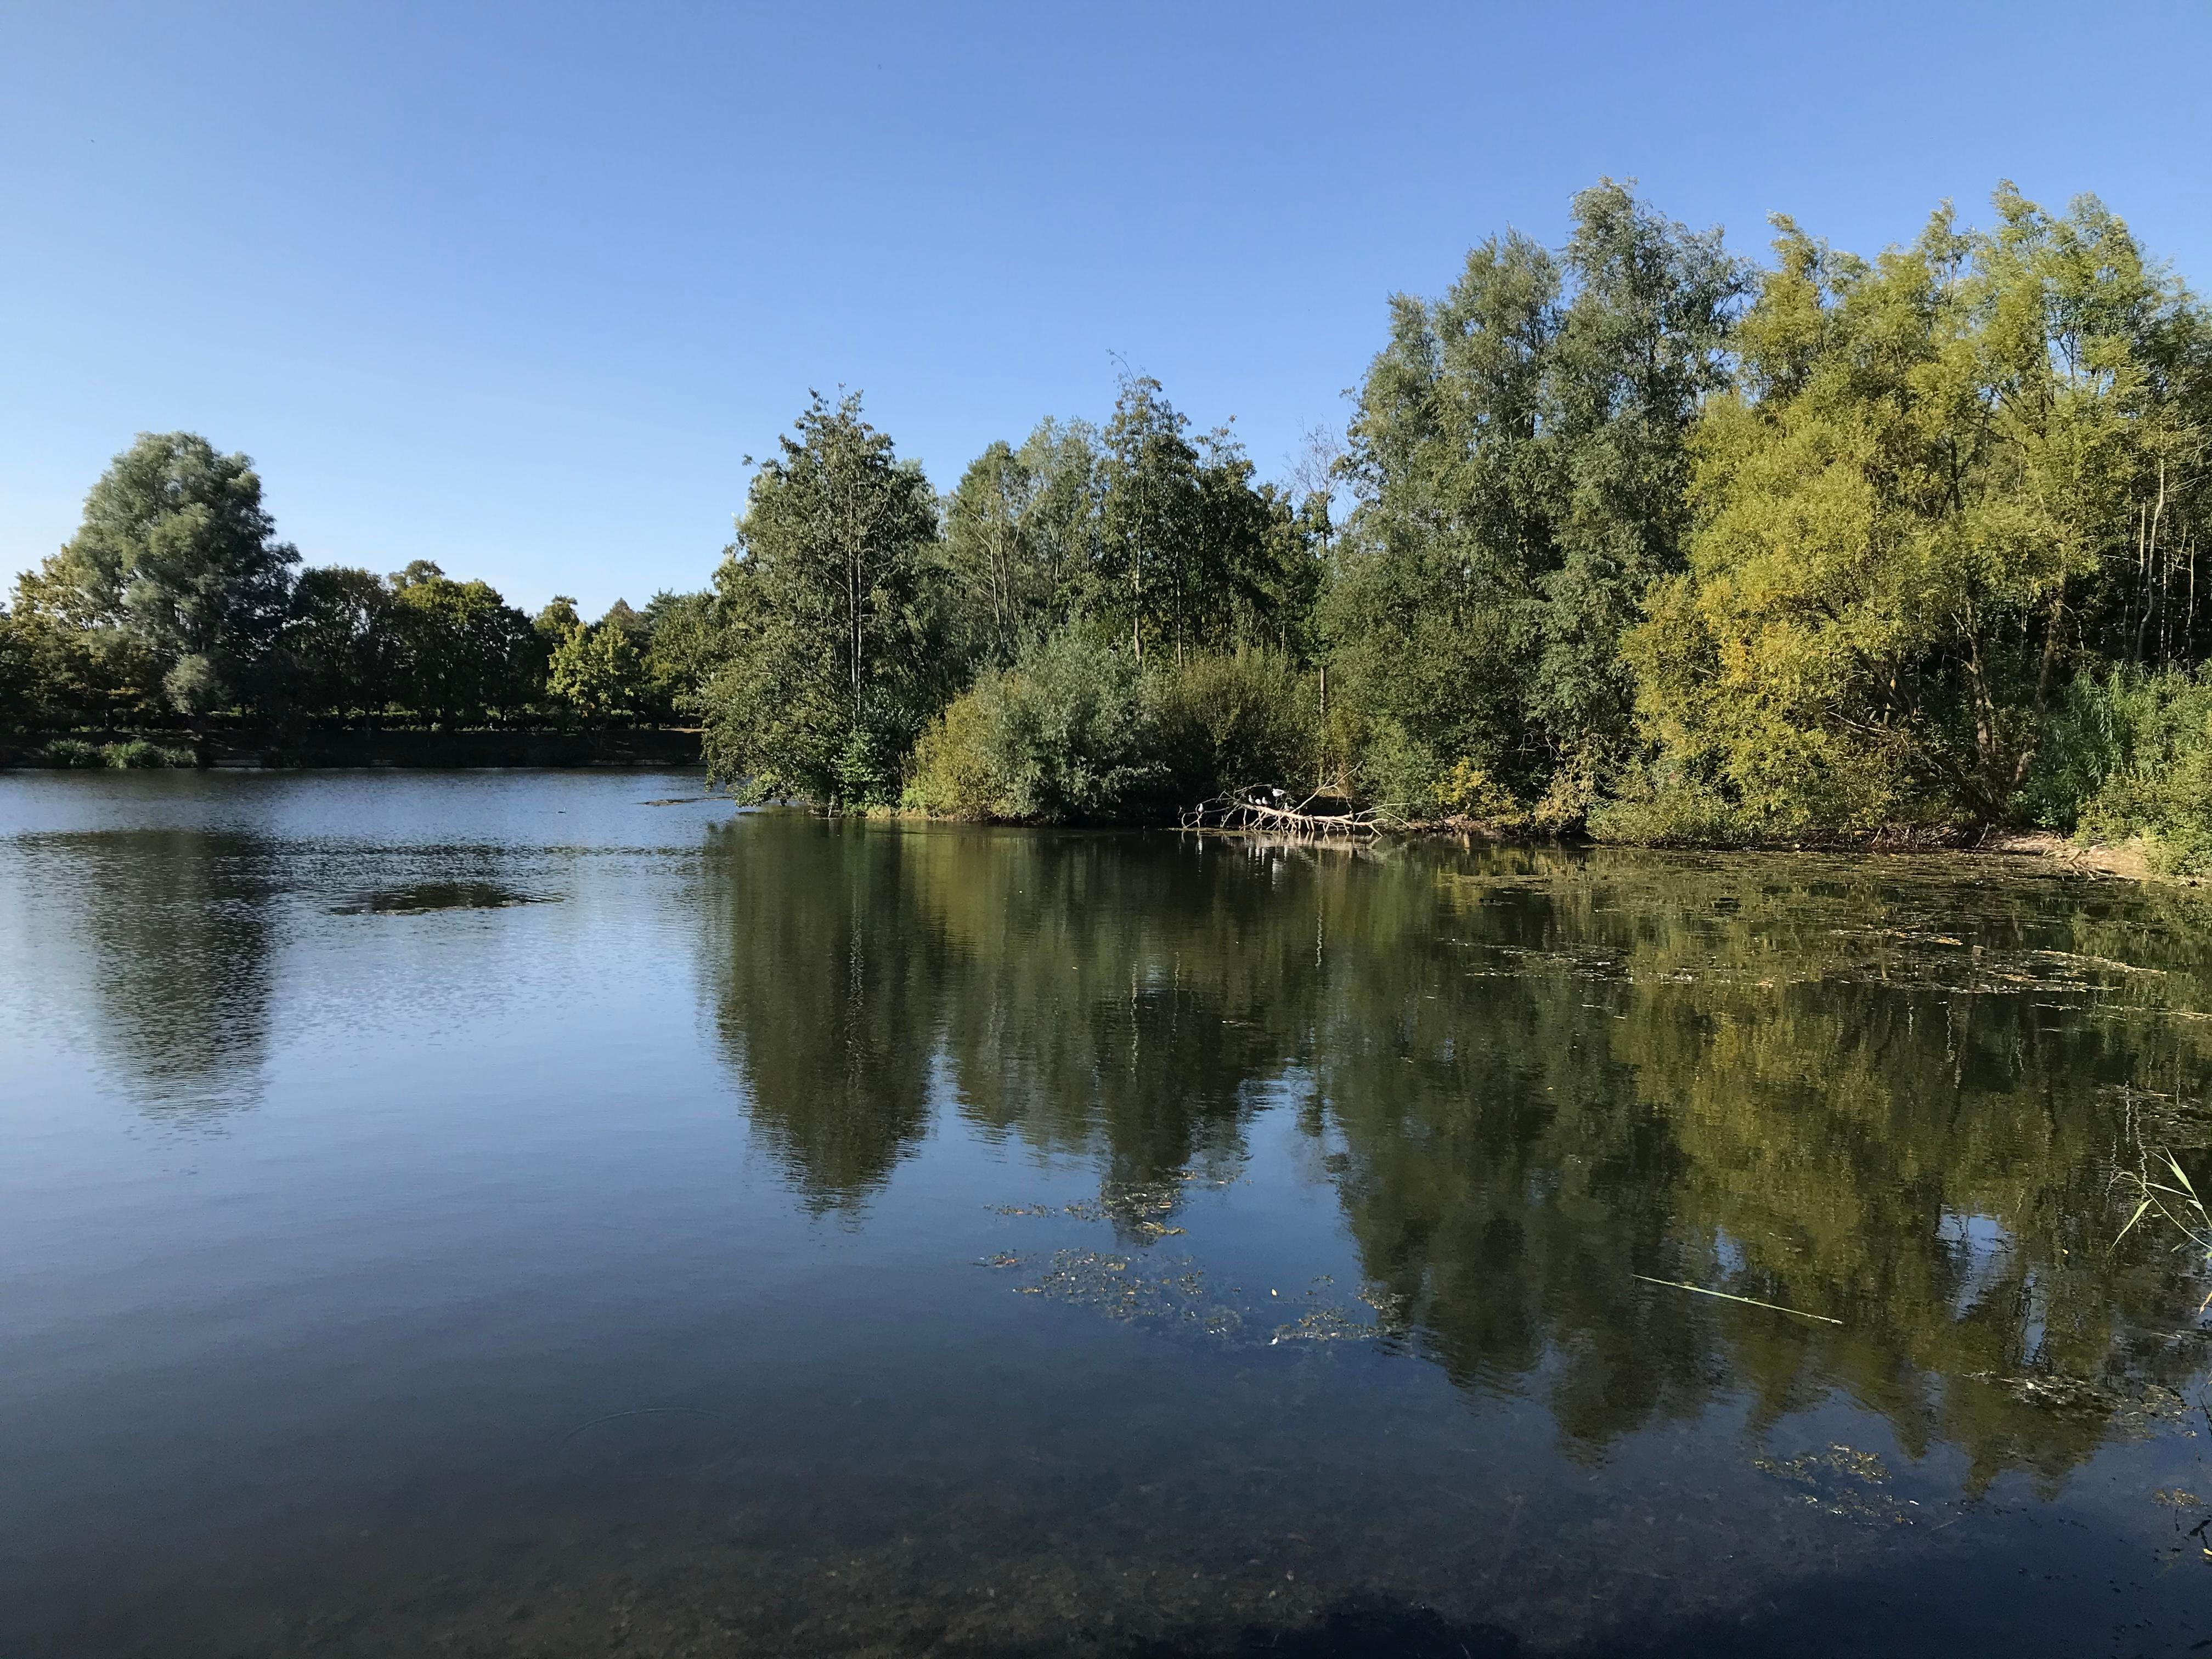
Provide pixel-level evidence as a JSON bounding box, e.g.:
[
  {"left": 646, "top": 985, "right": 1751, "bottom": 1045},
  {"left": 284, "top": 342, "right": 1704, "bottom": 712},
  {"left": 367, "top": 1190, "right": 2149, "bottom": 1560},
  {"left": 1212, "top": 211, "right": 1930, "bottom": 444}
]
[{"left": 328, "top": 881, "right": 558, "bottom": 916}]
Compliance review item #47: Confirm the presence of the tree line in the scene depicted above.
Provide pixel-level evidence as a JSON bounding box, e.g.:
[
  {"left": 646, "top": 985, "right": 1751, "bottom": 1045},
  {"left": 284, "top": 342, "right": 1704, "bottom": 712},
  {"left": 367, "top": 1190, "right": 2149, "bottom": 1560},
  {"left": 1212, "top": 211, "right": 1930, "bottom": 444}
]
[
  {"left": 699, "top": 179, "right": 2212, "bottom": 862},
  {"left": 0, "top": 431, "right": 720, "bottom": 737},
  {"left": 9, "top": 178, "right": 2211, "bottom": 860}
]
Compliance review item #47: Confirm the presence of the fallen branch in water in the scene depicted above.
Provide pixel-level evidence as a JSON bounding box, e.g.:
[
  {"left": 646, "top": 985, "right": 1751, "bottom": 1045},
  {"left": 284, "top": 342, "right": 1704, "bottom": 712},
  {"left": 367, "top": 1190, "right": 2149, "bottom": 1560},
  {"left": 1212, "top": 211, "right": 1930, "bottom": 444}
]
[
  {"left": 1633, "top": 1273, "right": 1842, "bottom": 1325},
  {"left": 1181, "top": 790, "right": 1402, "bottom": 839}
]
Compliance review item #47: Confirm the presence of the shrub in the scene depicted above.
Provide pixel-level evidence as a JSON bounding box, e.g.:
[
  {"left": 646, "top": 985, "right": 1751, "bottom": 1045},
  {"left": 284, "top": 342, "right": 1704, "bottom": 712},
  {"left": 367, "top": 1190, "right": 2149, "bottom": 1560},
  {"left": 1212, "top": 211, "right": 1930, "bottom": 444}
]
[
  {"left": 1435, "top": 758, "right": 1526, "bottom": 828},
  {"left": 100, "top": 739, "right": 197, "bottom": 769},
  {"left": 905, "top": 632, "right": 1160, "bottom": 822},
  {"left": 1150, "top": 648, "right": 1317, "bottom": 803},
  {"left": 904, "top": 690, "right": 1003, "bottom": 819},
  {"left": 2024, "top": 668, "right": 2212, "bottom": 872},
  {"left": 33, "top": 737, "right": 103, "bottom": 768}
]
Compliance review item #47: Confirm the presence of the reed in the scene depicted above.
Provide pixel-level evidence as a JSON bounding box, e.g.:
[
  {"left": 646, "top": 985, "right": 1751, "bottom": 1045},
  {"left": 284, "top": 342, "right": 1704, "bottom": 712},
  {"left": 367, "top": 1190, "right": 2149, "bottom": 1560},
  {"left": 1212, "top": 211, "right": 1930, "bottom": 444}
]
[{"left": 2115, "top": 1150, "right": 2212, "bottom": 1315}]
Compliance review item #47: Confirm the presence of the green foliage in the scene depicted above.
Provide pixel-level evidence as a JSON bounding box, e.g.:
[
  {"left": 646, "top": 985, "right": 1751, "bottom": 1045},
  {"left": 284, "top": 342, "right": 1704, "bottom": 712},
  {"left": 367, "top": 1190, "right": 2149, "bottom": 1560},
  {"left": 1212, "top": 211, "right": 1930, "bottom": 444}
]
[
  {"left": 7, "top": 433, "right": 731, "bottom": 741},
  {"left": 386, "top": 561, "right": 539, "bottom": 725},
  {"left": 11, "top": 181, "right": 2205, "bottom": 840},
  {"left": 637, "top": 589, "right": 727, "bottom": 719},
  {"left": 546, "top": 616, "right": 648, "bottom": 723},
  {"left": 2024, "top": 667, "right": 2212, "bottom": 871},
  {"left": 33, "top": 737, "right": 103, "bottom": 767},
  {"left": 1093, "top": 375, "right": 1314, "bottom": 666},
  {"left": 1625, "top": 187, "right": 2210, "bottom": 837},
  {"left": 905, "top": 635, "right": 1320, "bottom": 823},
  {"left": 1148, "top": 648, "right": 1318, "bottom": 801},
  {"left": 1434, "top": 759, "right": 1526, "bottom": 826},
  {"left": 100, "top": 738, "right": 196, "bottom": 768},
  {"left": 940, "top": 424, "right": 1102, "bottom": 670},
  {"left": 701, "top": 392, "right": 944, "bottom": 806},
  {"left": 285, "top": 566, "right": 399, "bottom": 718},
  {"left": 905, "top": 631, "right": 1161, "bottom": 822},
  {"left": 1324, "top": 181, "right": 1744, "bottom": 819},
  {"left": 0, "top": 606, "right": 36, "bottom": 728},
  {"left": 26, "top": 432, "right": 299, "bottom": 716},
  {"left": 533, "top": 595, "right": 582, "bottom": 651}
]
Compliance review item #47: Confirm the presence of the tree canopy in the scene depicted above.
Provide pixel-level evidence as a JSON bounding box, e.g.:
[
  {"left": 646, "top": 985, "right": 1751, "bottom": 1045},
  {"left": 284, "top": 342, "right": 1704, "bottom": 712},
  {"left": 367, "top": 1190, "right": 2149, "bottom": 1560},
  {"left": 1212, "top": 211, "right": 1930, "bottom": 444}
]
[{"left": 12, "top": 179, "right": 2212, "bottom": 866}]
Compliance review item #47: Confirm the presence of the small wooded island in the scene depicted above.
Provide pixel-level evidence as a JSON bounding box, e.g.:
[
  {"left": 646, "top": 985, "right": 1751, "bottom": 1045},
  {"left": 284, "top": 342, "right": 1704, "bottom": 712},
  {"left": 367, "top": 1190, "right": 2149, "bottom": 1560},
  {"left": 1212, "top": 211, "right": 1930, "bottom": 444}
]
[{"left": 6, "top": 182, "right": 2210, "bottom": 869}]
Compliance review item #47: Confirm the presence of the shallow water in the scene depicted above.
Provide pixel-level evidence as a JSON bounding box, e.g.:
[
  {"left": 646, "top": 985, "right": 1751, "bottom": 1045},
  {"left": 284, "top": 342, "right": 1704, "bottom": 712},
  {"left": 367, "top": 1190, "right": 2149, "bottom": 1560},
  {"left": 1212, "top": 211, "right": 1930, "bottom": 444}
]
[{"left": 3, "top": 770, "right": 2211, "bottom": 1656}]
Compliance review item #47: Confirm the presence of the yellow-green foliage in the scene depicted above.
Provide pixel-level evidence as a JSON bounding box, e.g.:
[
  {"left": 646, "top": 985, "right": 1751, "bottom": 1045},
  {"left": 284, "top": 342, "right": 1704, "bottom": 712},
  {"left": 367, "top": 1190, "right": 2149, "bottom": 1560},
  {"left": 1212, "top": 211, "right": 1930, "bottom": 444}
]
[
  {"left": 904, "top": 682, "right": 1006, "bottom": 819},
  {"left": 546, "top": 620, "right": 645, "bottom": 723},
  {"left": 1623, "top": 189, "right": 2190, "bottom": 837},
  {"left": 1434, "top": 759, "right": 1524, "bottom": 826}
]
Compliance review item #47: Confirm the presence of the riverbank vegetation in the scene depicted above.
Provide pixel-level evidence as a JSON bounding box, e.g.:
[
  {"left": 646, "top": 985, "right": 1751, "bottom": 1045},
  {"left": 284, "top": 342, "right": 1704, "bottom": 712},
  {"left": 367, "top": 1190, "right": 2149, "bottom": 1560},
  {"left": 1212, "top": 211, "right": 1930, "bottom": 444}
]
[{"left": 7, "top": 179, "right": 2209, "bottom": 861}]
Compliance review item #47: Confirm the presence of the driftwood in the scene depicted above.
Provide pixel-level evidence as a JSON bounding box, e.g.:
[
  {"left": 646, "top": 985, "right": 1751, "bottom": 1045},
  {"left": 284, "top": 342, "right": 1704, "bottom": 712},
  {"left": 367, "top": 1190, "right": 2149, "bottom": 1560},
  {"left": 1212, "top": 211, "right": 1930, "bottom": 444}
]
[{"left": 1179, "top": 789, "right": 1400, "bottom": 839}]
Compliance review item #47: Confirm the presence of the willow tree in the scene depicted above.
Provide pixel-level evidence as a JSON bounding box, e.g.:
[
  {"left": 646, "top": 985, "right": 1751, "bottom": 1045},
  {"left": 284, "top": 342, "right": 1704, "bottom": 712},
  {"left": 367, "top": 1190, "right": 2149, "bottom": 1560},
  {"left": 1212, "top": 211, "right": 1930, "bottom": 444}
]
[
  {"left": 702, "top": 391, "right": 943, "bottom": 805},
  {"left": 1624, "top": 187, "right": 2209, "bottom": 834},
  {"left": 20, "top": 432, "right": 298, "bottom": 716}
]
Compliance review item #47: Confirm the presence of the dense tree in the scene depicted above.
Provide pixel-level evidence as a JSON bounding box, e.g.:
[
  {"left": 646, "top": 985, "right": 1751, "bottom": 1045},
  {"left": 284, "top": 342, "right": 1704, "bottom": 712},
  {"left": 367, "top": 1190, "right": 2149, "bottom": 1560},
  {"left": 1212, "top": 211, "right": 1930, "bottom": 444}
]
[
  {"left": 546, "top": 616, "right": 646, "bottom": 723},
  {"left": 637, "top": 589, "right": 726, "bottom": 720},
  {"left": 533, "top": 595, "right": 582, "bottom": 651},
  {"left": 13, "top": 181, "right": 2210, "bottom": 855},
  {"left": 700, "top": 391, "right": 944, "bottom": 805},
  {"left": 387, "top": 561, "right": 539, "bottom": 725},
  {"left": 941, "top": 441, "right": 1050, "bottom": 671},
  {"left": 1325, "top": 183, "right": 1744, "bottom": 820},
  {"left": 21, "top": 432, "right": 300, "bottom": 716},
  {"left": 1622, "top": 187, "right": 2212, "bottom": 836},
  {"left": 0, "top": 605, "right": 36, "bottom": 728},
  {"left": 938, "top": 423, "right": 1109, "bottom": 670},
  {"left": 284, "top": 565, "right": 399, "bottom": 719}
]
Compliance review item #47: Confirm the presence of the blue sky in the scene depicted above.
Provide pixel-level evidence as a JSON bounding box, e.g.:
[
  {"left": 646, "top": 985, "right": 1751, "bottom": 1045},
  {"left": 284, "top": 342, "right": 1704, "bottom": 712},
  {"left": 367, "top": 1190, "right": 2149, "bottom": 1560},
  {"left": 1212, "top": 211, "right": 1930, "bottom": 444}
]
[{"left": 5, "top": 1, "right": 2208, "bottom": 617}]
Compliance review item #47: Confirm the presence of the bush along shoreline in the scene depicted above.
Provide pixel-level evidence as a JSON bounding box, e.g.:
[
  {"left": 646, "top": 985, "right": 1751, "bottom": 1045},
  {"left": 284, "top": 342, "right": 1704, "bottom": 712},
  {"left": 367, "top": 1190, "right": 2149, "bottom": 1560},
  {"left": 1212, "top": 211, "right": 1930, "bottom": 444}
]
[{"left": 8, "top": 181, "right": 2210, "bottom": 869}]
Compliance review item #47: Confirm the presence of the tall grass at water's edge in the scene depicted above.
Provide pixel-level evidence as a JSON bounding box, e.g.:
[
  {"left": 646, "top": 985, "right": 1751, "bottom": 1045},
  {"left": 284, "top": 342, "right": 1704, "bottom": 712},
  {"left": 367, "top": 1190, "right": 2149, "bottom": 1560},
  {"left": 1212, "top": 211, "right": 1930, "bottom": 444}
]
[{"left": 2116, "top": 1150, "right": 2212, "bottom": 1316}]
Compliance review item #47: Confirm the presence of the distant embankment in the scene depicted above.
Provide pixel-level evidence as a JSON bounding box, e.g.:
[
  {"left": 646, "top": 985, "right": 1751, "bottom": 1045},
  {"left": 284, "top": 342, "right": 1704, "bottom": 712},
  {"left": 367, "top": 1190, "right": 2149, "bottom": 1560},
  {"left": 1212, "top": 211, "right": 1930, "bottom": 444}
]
[{"left": 1, "top": 727, "right": 704, "bottom": 770}]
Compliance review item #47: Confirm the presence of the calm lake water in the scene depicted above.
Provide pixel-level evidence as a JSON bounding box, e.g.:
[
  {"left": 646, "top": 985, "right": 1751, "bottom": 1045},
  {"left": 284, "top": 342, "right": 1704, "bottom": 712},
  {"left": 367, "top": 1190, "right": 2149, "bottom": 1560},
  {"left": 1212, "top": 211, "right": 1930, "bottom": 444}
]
[{"left": 4, "top": 770, "right": 2212, "bottom": 1656}]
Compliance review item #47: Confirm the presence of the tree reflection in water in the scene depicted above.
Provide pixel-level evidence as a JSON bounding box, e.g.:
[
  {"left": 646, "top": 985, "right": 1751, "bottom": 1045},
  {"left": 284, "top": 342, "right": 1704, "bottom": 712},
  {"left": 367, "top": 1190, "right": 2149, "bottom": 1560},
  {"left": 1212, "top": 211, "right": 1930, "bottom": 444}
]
[
  {"left": 699, "top": 815, "right": 2212, "bottom": 1483},
  {"left": 13, "top": 828, "right": 278, "bottom": 1124}
]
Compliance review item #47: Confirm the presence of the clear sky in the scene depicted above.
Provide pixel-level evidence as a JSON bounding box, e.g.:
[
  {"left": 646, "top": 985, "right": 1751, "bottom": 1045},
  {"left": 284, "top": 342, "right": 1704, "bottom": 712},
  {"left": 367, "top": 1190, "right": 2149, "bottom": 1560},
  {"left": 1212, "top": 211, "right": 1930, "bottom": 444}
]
[{"left": 5, "top": 1, "right": 2209, "bottom": 617}]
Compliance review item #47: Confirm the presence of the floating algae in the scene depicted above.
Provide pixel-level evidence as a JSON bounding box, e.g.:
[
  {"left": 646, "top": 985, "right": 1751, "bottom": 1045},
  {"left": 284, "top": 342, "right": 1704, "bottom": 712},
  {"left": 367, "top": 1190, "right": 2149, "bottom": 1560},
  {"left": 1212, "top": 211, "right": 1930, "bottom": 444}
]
[
  {"left": 1966, "top": 1371, "right": 2193, "bottom": 1437},
  {"left": 1004, "top": 1250, "right": 1391, "bottom": 1353},
  {"left": 1014, "top": 1250, "right": 1233, "bottom": 1333},
  {"left": 1752, "top": 1444, "right": 1917, "bottom": 1526},
  {"left": 990, "top": 1175, "right": 1229, "bottom": 1240}
]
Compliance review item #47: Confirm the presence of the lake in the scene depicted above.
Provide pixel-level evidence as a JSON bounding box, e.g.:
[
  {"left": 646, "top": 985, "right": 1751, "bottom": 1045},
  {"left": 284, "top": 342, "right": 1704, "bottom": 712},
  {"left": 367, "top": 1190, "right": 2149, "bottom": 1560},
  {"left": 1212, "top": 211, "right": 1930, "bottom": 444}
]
[{"left": 3, "top": 769, "right": 2210, "bottom": 1656}]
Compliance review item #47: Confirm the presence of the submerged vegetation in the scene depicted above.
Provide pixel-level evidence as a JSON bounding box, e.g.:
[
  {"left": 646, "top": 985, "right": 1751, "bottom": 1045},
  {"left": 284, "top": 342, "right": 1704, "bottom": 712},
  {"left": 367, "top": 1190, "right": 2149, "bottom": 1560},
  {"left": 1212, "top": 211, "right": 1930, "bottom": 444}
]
[{"left": 7, "top": 179, "right": 2210, "bottom": 858}]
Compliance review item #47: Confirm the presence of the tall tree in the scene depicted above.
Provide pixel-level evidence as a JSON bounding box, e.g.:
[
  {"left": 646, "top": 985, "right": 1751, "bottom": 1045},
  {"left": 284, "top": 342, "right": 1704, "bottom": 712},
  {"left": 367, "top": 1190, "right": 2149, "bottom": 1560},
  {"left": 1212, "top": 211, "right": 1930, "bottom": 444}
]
[
  {"left": 1324, "top": 228, "right": 1564, "bottom": 806},
  {"left": 701, "top": 391, "right": 943, "bottom": 805},
  {"left": 285, "top": 565, "right": 399, "bottom": 719},
  {"left": 546, "top": 618, "right": 645, "bottom": 724},
  {"left": 1624, "top": 187, "right": 2209, "bottom": 831},
  {"left": 24, "top": 432, "right": 298, "bottom": 715},
  {"left": 1324, "top": 183, "right": 1743, "bottom": 818},
  {"left": 639, "top": 588, "right": 727, "bottom": 720},
  {"left": 943, "top": 440, "right": 1051, "bottom": 671},
  {"left": 1098, "top": 375, "right": 1205, "bottom": 663},
  {"left": 387, "top": 561, "right": 538, "bottom": 725},
  {"left": 1538, "top": 183, "right": 1746, "bottom": 774}
]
